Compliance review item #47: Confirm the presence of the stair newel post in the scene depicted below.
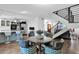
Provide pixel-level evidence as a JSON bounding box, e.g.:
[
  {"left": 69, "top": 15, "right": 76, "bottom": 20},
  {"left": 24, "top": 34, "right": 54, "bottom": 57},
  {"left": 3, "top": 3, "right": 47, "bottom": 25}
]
[{"left": 68, "top": 7, "right": 72, "bottom": 23}]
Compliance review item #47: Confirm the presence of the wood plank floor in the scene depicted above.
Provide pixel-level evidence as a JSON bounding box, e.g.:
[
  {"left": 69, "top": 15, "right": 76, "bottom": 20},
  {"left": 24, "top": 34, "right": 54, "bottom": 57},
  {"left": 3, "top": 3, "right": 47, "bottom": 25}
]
[
  {"left": 61, "top": 39, "right": 79, "bottom": 54},
  {"left": 0, "top": 42, "right": 20, "bottom": 54},
  {"left": 0, "top": 39, "right": 79, "bottom": 54}
]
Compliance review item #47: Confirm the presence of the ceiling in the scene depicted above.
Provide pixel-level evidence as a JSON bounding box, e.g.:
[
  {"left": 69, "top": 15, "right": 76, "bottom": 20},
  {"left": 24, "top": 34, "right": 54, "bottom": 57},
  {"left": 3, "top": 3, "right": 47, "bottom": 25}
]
[{"left": 0, "top": 4, "right": 73, "bottom": 18}]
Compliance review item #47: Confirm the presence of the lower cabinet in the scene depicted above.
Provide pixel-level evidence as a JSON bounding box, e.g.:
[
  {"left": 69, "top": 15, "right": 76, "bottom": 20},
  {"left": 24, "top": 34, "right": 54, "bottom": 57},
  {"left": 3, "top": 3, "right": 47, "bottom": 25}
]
[{"left": 0, "top": 32, "right": 17, "bottom": 43}]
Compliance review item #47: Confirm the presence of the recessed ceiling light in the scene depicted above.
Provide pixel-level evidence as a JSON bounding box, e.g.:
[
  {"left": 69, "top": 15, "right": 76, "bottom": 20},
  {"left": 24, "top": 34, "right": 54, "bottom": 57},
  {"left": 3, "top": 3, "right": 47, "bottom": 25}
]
[
  {"left": 35, "top": 4, "right": 51, "bottom": 7},
  {"left": 20, "top": 11, "right": 30, "bottom": 14},
  {"left": 40, "top": 4, "right": 48, "bottom": 5}
]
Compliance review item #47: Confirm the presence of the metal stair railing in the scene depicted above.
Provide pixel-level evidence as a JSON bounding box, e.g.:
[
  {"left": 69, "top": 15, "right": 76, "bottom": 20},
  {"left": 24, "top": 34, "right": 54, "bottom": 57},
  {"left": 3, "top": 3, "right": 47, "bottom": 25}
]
[
  {"left": 51, "top": 22, "right": 68, "bottom": 39},
  {"left": 53, "top": 4, "right": 79, "bottom": 23}
]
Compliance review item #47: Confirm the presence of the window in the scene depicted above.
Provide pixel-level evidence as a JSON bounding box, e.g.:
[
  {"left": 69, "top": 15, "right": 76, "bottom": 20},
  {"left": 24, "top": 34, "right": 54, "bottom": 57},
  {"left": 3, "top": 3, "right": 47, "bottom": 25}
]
[
  {"left": 1, "top": 20, "right": 5, "bottom": 26},
  {"left": 6, "top": 21, "right": 10, "bottom": 26}
]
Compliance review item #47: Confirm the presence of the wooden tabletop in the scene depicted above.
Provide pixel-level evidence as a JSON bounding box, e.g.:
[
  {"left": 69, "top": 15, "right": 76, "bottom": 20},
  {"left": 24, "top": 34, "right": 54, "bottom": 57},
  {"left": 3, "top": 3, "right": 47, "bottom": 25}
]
[{"left": 28, "top": 36, "right": 52, "bottom": 43}]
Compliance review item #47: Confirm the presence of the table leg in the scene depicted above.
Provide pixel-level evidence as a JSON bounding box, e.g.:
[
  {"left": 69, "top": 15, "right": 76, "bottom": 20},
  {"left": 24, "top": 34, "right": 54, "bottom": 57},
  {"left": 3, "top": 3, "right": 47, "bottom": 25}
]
[
  {"left": 39, "top": 44, "right": 41, "bottom": 54},
  {"left": 36, "top": 43, "right": 41, "bottom": 54}
]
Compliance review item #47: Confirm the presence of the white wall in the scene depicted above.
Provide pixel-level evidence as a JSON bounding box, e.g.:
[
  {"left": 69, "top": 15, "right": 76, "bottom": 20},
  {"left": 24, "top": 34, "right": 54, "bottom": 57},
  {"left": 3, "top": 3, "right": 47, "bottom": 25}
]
[
  {"left": 68, "top": 23, "right": 79, "bottom": 29},
  {"left": 68, "top": 23, "right": 79, "bottom": 34},
  {"left": 35, "top": 13, "right": 70, "bottom": 32},
  {"left": 44, "top": 13, "right": 69, "bottom": 30},
  {"left": 0, "top": 10, "right": 45, "bottom": 35},
  {"left": 0, "top": 10, "right": 30, "bottom": 33},
  {"left": 50, "top": 13, "right": 79, "bottom": 35},
  {"left": 27, "top": 17, "right": 44, "bottom": 35},
  {"left": 0, "top": 17, "right": 25, "bottom": 32},
  {"left": 27, "top": 17, "right": 38, "bottom": 32},
  {"left": 0, "top": 11, "right": 70, "bottom": 34},
  {"left": 51, "top": 14, "right": 79, "bottom": 29},
  {"left": 67, "top": 23, "right": 79, "bottom": 36},
  {"left": 51, "top": 13, "right": 69, "bottom": 25},
  {"left": 0, "top": 19, "right": 11, "bottom": 32}
]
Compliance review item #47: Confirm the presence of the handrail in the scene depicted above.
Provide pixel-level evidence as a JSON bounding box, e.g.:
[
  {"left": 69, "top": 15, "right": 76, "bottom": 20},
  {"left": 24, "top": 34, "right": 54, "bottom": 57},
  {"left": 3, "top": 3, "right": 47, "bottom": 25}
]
[
  {"left": 51, "top": 22, "right": 59, "bottom": 35},
  {"left": 51, "top": 22, "right": 58, "bottom": 29},
  {"left": 51, "top": 22, "right": 66, "bottom": 35},
  {"left": 54, "top": 11, "right": 68, "bottom": 21}
]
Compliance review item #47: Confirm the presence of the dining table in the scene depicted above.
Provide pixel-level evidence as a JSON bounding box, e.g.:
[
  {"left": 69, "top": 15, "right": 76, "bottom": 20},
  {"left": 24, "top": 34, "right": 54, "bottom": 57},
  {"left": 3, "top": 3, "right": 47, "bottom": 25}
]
[{"left": 28, "top": 35, "right": 53, "bottom": 54}]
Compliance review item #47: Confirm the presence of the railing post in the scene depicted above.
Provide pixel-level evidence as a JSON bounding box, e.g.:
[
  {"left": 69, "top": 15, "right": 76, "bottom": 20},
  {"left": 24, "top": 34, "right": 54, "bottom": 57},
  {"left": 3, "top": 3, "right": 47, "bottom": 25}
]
[
  {"left": 71, "top": 15, "right": 74, "bottom": 23},
  {"left": 68, "top": 7, "right": 71, "bottom": 23},
  {"left": 68, "top": 7, "right": 74, "bottom": 23}
]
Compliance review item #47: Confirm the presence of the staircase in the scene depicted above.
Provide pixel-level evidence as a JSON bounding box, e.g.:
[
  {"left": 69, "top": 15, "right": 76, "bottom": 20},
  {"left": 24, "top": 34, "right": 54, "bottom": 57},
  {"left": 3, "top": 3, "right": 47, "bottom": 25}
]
[
  {"left": 54, "top": 4, "right": 79, "bottom": 23},
  {"left": 52, "top": 27, "right": 68, "bottom": 39},
  {"left": 52, "top": 4, "right": 79, "bottom": 39},
  {"left": 51, "top": 21, "right": 69, "bottom": 39}
]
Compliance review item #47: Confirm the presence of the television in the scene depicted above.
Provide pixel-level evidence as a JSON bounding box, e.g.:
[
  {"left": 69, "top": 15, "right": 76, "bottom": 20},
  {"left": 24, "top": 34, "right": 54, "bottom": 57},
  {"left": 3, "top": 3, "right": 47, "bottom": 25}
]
[
  {"left": 21, "top": 22, "right": 26, "bottom": 24},
  {"left": 29, "top": 27, "right": 35, "bottom": 30}
]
